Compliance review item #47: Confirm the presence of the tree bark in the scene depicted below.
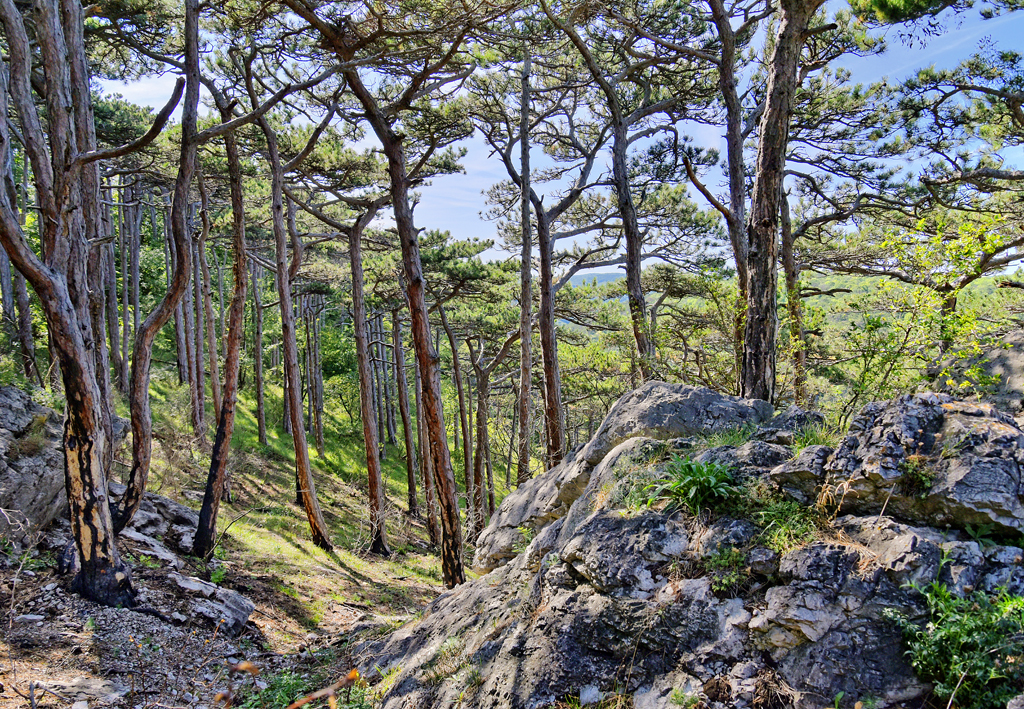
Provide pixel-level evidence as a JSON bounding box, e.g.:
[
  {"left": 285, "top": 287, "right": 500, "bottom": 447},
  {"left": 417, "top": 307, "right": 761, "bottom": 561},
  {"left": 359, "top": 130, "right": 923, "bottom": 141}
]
[
  {"left": 414, "top": 350, "right": 439, "bottom": 545},
  {"left": 198, "top": 174, "right": 222, "bottom": 420},
  {"left": 438, "top": 303, "right": 472, "bottom": 533},
  {"left": 741, "top": 0, "right": 823, "bottom": 403},
  {"left": 193, "top": 100, "right": 250, "bottom": 559},
  {"left": 517, "top": 52, "right": 534, "bottom": 489},
  {"left": 393, "top": 308, "right": 418, "bottom": 517},
  {"left": 251, "top": 261, "right": 267, "bottom": 445},
  {"left": 349, "top": 218, "right": 391, "bottom": 556},
  {"left": 254, "top": 113, "right": 333, "bottom": 551}
]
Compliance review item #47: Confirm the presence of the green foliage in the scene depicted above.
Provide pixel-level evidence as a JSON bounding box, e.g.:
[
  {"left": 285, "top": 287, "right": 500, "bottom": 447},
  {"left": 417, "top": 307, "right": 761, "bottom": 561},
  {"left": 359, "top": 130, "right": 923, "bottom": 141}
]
[
  {"left": 670, "top": 689, "right": 702, "bottom": 708},
  {"left": 703, "top": 547, "right": 748, "bottom": 595},
  {"left": 897, "top": 454, "right": 936, "bottom": 498},
  {"left": 793, "top": 423, "right": 845, "bottom": 452},
  {"left": 210, "top": 565, "right": 227, "bottom": 585},
  {"left": 644, "top": 455, "right": 737, "bottom": 514},
  {"left": 728, "top": 482, "right": 823, "bottom": 553},
  {"left": 512, "top": 526, "right": 535, "bottom": 554},
  {"left": 885, "top": 581, "right": 1024, "bottom": 709}
]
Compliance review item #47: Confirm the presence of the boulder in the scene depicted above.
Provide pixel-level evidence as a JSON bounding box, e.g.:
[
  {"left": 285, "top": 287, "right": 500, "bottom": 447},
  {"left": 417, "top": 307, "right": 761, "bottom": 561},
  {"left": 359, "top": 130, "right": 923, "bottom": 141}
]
[
  {"left": 769, "top": 445, "right": 833, "bottom": 505},
  {"left": 0, "top": 387, "right": 66, "bottom": 547},
  {"left": 581, "top": 382, "right": 773, "bottom": 465},
  {"left": 358, "top": 388, "right": 1024, "bottom": 709},
  {"left": 824, "top": 393, "right": 1024, "bottom": 536},
  {"left": 167, "top": 572, "right": 254, "bottom": 637},
  {"left": 475, "top": 383, "right": 771, "bottom": 572}
]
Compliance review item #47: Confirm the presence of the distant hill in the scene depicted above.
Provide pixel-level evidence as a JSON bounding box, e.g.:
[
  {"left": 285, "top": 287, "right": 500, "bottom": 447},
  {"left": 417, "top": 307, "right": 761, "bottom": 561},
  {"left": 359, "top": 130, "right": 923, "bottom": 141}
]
[{"left": 568, "top": 272, "right": 623, "bottom": 287}]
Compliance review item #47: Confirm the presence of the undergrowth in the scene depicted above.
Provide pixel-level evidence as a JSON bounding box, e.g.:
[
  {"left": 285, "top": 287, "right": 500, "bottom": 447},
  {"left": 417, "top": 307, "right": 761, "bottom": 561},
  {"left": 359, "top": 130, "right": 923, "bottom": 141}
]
[
  {"left": 884, "top": 578, "right": 1024, "bottom": 709},
  {"left": 644, "top": 455, "right": 737, "bottom": 514}
]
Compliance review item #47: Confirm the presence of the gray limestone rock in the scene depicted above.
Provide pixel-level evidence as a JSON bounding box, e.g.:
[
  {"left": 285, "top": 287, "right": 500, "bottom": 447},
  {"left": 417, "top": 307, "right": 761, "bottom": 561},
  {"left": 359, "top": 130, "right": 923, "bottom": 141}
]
[{"left": 825, "top": 393, "right": 1024, "bottom": 535}]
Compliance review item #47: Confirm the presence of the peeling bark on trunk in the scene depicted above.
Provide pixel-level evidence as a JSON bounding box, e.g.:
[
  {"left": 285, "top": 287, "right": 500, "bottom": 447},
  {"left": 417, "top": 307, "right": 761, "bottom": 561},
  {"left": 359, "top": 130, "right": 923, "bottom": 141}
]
[{"left": 741, "top": 0, "right": 823, "bottom": 403}]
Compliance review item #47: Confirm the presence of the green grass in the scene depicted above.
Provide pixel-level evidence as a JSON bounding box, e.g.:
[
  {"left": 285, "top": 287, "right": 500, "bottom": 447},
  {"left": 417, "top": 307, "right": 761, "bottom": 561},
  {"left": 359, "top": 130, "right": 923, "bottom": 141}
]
[{"left": 698, "top": 424, "right": 756, "bottom": 450}]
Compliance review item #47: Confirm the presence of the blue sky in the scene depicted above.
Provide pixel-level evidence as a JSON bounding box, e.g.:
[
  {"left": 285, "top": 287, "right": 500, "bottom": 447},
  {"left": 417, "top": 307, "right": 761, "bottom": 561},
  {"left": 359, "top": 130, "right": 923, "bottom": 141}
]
[{"left": 99, "top": 7, "right": 1024, "bottom": 271}]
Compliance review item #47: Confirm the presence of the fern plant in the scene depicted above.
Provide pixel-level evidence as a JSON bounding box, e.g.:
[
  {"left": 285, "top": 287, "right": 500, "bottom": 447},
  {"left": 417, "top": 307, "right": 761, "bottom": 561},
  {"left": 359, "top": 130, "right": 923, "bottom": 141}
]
[{"left": 644, "top": 455, "right": 737, "bottom": 514}]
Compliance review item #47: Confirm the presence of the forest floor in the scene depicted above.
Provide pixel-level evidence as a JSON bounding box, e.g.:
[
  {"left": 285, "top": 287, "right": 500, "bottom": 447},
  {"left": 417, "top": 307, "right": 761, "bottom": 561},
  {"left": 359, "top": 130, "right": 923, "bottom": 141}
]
[{"left": 0, "top": 370, "right": 480, "bottom": 708}]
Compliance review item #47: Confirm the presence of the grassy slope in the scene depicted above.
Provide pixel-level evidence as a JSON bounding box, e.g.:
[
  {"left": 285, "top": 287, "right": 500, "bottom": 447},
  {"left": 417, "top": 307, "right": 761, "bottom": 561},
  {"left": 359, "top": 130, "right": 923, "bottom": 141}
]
[{"left": 129, "top": 368, "right": 447, "bottom": 645}]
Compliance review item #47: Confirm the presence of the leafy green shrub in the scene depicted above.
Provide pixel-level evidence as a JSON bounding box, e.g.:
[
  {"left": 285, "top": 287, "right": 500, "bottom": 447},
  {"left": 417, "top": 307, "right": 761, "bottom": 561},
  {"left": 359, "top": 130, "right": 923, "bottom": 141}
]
[
  {"left": 885, "top": 580, "right": 1024, "bottom": 709},
  {"left": 644, "top": 455, "right": 737, "bottom": 514}
]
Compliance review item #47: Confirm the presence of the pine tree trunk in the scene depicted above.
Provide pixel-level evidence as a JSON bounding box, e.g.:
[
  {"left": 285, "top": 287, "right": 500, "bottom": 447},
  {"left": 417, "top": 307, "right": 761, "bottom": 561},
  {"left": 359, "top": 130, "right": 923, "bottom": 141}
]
[
  {"left": 118, "top": 181, "right": 131, "bottom": 394},
  {"left": 535, "top": 213, "right": 564, "bottom": 468},
  {"left": 198, "top": 175, "right": 222, "bottom": 419},
  {"left": 414, "top": 349, "right": 439, "bottom": 545},
  {"left": 192, "top": 235, "right": 206, "bottom": 435},
  {"left": 349, "top": 222, "right": 391, "bottom": 556},
  {"left": 255, "top": 115, "right": 333, "bottom": 551},
  {"left": 517, "top": 52, "right": 533, "bottom": 489},
  {"left": 193, "top": 107, "right": 249, "bottom": 559},
  {"left": 741, "top": 0, "right": 823, "bottom": 403},
  {"left": 343, "top": 66, "right": 463, "bottom": 586},
  {"left": 393, "top": 308, "right": 418, "bottom": 516},
  {"left": 438, "top": 304, "right": 472, "bottom": 534},
  {"left": 251, "top": 261, "right": 267, "bottom": 445}
]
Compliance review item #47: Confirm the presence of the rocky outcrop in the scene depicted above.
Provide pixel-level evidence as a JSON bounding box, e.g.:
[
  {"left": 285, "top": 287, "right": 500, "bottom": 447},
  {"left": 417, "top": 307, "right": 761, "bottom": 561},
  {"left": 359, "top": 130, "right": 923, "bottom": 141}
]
[
  {"left": 0, "top": 387, "right": 68, "bottom": 547},
  {"left": 0, "top": 386, "right": 129, "bottom": 547},
  {"left": 357, "top": 388, "right": 1024, "bottom": 709},
  {"left": 823, "top": 393, "right": 1024, "bottom": 536},
  {"left": 474, "top": 383, "right": 772, "bottom": 572}
]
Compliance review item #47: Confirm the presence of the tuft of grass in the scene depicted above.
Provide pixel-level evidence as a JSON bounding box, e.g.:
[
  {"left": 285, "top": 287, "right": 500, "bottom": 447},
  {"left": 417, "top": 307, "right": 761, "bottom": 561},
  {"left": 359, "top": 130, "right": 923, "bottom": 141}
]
[
  {"left": 644, "top": 455, "right": 737, "bottom": 515},
  {"left": 699, "top": 424, "right": 755, "bottom": 450},
  {"left": 793, "top": 423, "right": 845, "bottom": 453}
]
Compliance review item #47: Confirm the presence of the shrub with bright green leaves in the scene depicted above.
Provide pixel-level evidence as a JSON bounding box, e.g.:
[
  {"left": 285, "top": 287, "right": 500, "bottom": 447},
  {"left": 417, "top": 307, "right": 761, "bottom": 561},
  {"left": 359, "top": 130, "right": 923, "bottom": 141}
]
[
  {"left": 644, "top": 455, "right": 737, "bottom": 514},
  {"left": 884, "top": 580, "right": 1024, "bottom": 709}
]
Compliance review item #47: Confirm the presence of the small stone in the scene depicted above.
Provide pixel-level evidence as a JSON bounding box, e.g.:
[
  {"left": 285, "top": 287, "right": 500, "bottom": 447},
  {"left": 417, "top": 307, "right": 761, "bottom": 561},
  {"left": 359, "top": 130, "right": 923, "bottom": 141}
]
[
  {"left": 43, "top": 583, "right": 57, "bottom": 591},
  {"left": 22, "top": 569, "right": 35, "bottom": 577},
  {"left": 72, "top": 702, "right": 89, "bottom": 709},
  {"left": 579, "top": 685, "right": 601, "bottom": 705},
  {"left": 14, "top": 614, "right": 45, "bottom": 623}
]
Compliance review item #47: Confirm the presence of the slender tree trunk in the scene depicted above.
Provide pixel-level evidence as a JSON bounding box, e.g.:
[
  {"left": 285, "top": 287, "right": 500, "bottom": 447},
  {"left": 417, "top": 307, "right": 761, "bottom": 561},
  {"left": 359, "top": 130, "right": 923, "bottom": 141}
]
[
  {"left": 780, "top": 195, "right": 806, "bottom": 406},
  {"left": 506, "top": 390, "right": 517, "bottom": 489},
  {"left": 192, "top": 234, "right": 206, "bottom": 434},
  {"left": 349, "top": 221, "right": 391, "bottom": 556},
  {"left": 535, "top": 212, "right": 564, "bottom": 468},
  {"left": 255, "top": 114, "right": 333, "bottom": 551},
  {"left": 341, "top": 65, "right": 463, "bottom": 586},
  {"left": 193, "top": 104, "right": 249, "bottom": 559},
  {"left": 414, "top": 350, "right": 439, "bottom": 545},
  {"left": 393, "top": 308, "right": 418, "bottom": 517},
  {"left": 517, "top": 53, "right": 534, "bottom": 489},
  {"left": 118, "top": 181, "right": 131, "bottom": 393},
  {"left": 198, "top": 175, "right": 222, "bottom": 419},
  {"left": 438, "top": 304, "right": 472, "bottom": 532},
  {"left": 741, "top": 0, "right": 823, "bottom": 403},
  {"left": 251, "top": 261, "right": 267, "bottom": 445},
  {"left": 471, "top": 374, "right": 488, "bottom": 541}
]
